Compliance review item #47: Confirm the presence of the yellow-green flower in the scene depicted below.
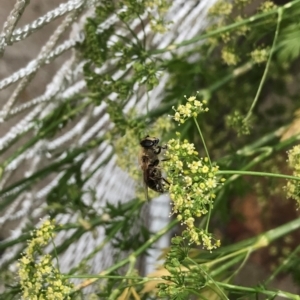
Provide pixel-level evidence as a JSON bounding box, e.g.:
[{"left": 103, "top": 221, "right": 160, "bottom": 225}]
[
  {"left": 202, "top": 166, "right": 209, "bottom": 173},
  {"left": 18, "top": 219, "right": 73, "bottom": 300},
  {"left": 285, "top": 145, "right": 300, "bottom": 207},
  {"left": 171, "top": 94, "right": 209, "bottom": 124},
  {"left": 165, "top": 134, "right": 224, "bottom": 249}
]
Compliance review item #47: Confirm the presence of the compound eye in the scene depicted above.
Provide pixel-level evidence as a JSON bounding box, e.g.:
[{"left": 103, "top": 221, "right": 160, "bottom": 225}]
[
  {"left": 140, "top": 139, "right": 155, "bottom": 148},
  {"left": 140, "top": 137, "right": 159, "bottom": 148}
]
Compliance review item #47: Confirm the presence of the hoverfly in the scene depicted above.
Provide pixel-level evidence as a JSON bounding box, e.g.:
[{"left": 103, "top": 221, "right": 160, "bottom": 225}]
[{"left": 139, "top": 136, "right": 169, "bottom": 201}]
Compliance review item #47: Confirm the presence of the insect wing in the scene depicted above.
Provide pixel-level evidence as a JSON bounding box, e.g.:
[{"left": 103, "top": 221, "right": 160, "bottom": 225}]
[
  {"left": 143, "top": 177, "right": 149, "bottom": 201},
  {"left": 141, "top": 166, "right": 150, "bottom": 201}
]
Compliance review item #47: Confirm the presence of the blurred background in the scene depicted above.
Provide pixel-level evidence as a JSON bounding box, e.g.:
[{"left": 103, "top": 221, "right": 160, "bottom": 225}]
[{"left": 1, "top": 0, "right": 300, "bottom": 298}]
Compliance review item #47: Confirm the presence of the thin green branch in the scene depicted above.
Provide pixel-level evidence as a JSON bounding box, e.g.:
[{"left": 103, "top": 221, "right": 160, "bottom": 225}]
[
  {"left": 193, "top": 116, "right": 214, "bottom": 232},
  {"left": 193, "top": 117, "right": 212, "bottom": 166},
  {"left": 207, "top": 217, "right": 300, "bottom": 270},
  {"left": 109, "top": 255, "right": 137, "bottom": 300},
  {"left": 65, "top": 274, "right": 148, "bottom": 280},
  {"left": 264, "top": 244, "right": 300, "bottom": 286},
  {"left": 216, "top": 282, "right": 300, "bottom": 299},
  {"left": 244, "top": 8, "right": 283, "bottom": 122},
  {"left": 186, "top": 257, "right": 229, "bottom": 300},
  {"left": 218, "top": 170, "right": 300, "bottom": 181}
]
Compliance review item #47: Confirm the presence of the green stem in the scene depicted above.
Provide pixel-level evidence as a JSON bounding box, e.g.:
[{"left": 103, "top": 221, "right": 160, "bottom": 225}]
[
  {"left": 193, "top": 117, "right": 211, "bottom": 165},
  {"left": 208, "top": 217, "right": 300, "bottom": 269},
  {"left": 216, "top": 282, "right": 300, "bottom": 299},
  {"left": 218, "top": 170, "right": 300, "bottom": 181},
  {"left": 244, "top": 8, "right": 283, "bottom": 122},
  {"left": 186, "top": 257, "right": 229, "bottom": 300},
  {"left": 264, "top": 244, "right": 300, "bottom": 285},
  {"left": 65, "top": 274, "right": 148, "bottom": 280},
  {"left": 108, "top": 255, "right": 137, "bottom": 300},
  {"left": 193, "top": 116, "right": 213, "bottom": 231}
]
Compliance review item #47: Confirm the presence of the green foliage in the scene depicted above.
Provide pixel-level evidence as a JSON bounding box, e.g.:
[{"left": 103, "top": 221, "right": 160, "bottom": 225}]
[
  {"left": 46, "top": 159, "right": 94, "bottom": 218},
  {"left": 79, "top": 0, "right": 169, "bottom": 107},
  {"left": 105, "top": 199, "right": 150, "bottom": 252},
  {"left": 158, "top": 237, "right": 206, "bottom": 299},
  {"left": 278, "top": 23, "right": 300, "bottom": 62}
]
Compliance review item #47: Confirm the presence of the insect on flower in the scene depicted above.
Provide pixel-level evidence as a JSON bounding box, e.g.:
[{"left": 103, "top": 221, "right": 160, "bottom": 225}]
[{"left": 139, "top": 136, "right": 170, "bottom": 201}]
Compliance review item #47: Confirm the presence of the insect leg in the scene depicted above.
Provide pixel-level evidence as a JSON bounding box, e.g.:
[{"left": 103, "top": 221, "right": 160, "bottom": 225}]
[
  {"left": 161, "top": 177, "right": 170, "bottom": 185},
  {"left": 149, "top": 159, "right": 160, "bottom": 167},
  {"left": 153, "top": 144, "right": 167, "bottom": 155}
]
